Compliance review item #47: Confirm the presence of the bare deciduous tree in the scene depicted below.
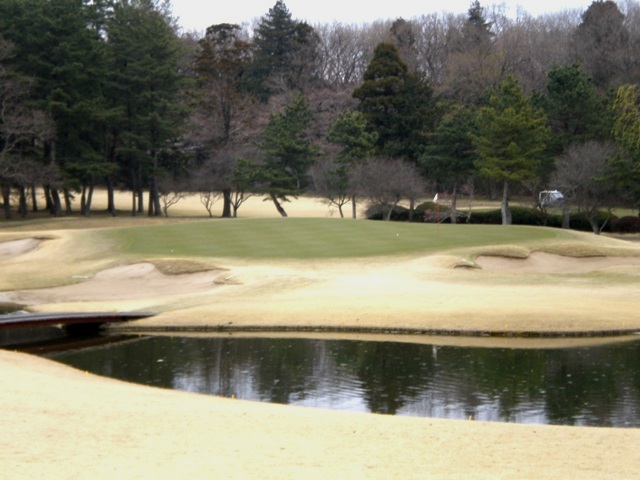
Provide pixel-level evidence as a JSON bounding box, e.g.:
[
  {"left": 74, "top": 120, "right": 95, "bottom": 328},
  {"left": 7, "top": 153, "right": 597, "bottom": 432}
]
[
  {"left": 310, "top": 156, "right": 351, "bottom": 217},
  {"left": 351, "top": 157, "right": 426, "bottom": 221},
  {"left": 553, "top": 141, "right": 617, "bottom": 234},
  {"left": 157, "top": 175, "right": 192, "bottom": 217}
]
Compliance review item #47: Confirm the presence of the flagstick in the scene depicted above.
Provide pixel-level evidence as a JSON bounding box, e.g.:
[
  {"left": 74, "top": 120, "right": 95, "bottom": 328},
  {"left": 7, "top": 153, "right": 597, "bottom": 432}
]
[
  {"left": 436, "top": 198, "right": 440, "bottom": 237},
  {"left": 433, "top": 193, "right": 440, "bottom": 237}
]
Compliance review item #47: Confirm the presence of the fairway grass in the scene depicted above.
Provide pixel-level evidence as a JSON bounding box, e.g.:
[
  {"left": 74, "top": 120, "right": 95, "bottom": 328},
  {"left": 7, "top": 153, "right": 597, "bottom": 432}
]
[{"left": 105, "top": 217, "right": 574, "bottom": 260}]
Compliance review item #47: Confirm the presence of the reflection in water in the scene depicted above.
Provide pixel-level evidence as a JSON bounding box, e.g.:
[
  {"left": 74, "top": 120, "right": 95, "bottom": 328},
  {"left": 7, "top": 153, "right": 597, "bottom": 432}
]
[{"left": 46, "top": 336, "right": 640, "bottom": 427}]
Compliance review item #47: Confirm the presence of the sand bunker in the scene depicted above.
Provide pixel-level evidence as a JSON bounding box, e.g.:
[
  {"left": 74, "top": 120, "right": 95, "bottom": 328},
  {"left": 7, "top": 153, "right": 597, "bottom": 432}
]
[
  {"left": 476, "top": 251, "right": 640, "bottom": 274},
  {"left": 2, "top": 263, "right": 223, "bottom": 304},
  {"left": 0, "top": 238, "right": 41, "bottom": 258}
]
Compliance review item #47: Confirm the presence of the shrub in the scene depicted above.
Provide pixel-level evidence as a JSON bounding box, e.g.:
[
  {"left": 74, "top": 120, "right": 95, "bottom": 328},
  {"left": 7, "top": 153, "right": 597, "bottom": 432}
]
[
  {"left": 610, "top": 216, "right": 640, "bottom": 234},
  {"left": 468, "top": 209, "right": 502, "bottom": 224},
  {"left": 568, "top": 211, "right": 616, "bottom": 233},
  {"left": 365, "top": 204, "right": 409, "bottom": 221},
  {"left": 510, "top": 206, "right": 545, "bottom": 226},
  {"left": 417, "top": 201, "right": 455, "bottom": 223}
]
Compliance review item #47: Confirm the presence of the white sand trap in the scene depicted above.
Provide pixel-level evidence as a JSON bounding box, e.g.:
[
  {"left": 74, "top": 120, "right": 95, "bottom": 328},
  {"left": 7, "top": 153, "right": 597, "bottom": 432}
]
[
  {"left": 476, "top": 251, "right": 640, "bottom": 274},
  {"left": 6, "top": 263, "right": 224, "bottom": 303},
  {"left": 0, "top": 238, "right": 41, "bottom": 258}
]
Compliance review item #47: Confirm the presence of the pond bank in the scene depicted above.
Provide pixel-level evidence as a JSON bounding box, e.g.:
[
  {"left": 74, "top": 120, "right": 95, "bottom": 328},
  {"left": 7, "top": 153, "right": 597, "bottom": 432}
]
[{"left": 3, "top": 348, "right": 640, "bottom": 479}]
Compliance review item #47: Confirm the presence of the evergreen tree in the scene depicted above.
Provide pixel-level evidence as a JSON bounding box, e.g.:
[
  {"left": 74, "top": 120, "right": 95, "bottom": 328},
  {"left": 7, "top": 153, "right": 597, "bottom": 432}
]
[
  {"left": 195, "top": 24, "right": 252, "bottom": 146},
  {"left": 537, "top": 63, "right": 611, "bottom": 157},
  {"left": 473, "top": 75, "right": 550, "bottom": 225},
  {"left": 106, "top": 0, "right": 187, "bottom": 216},
  {"left": 0, "top": 36, "right": 54, "bottom": 219},
  {"left": 326, "top": 110, "right": 378, "bottom": 218},
  {"left": 572, "top": 0, "right": 630, "bottom": 91},
  {"left": 0, "top": 0, "right": 108, "bottom": 216},
  {"left": 244, "top": 1, "right": 318, "bottom": 101},
  {"left": 613, "top": 84, "right": 640, "bottom": 164},
  {"left": 420, "top": 104, "right": 477, "bottom": 223},
  {"left": 353, "top": 42, "right": 436, "bottom": 162},
  {"left": 612, "top": 84, "right": 640, "bottom": 213},
  {"left": 194, "top": 23, "right": 253, "bottom": 217},
  {"left": 260, "top": 95, "right": 317, "bottom": 216},
  {"left": 446, "top": 0, "right": 500, "bottom": 104},
  {"left": 463, "top": 0, "right": 494, "bottom": 48}
]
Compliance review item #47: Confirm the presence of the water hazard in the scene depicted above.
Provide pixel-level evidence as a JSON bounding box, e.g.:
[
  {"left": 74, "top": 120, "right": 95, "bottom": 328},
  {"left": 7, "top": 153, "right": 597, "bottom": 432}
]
[{"left": 45, "top": 334, "right": 640, "bottom": 427}]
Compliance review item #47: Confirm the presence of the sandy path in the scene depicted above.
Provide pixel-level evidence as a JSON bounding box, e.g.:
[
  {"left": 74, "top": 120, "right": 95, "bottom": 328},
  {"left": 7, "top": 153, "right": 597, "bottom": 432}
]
[
  {"left": 3, "top": 349, "right": 640, "bottom": 480},
  {"left": 2, "top": 195, "right": 640, "bottom": 479}
]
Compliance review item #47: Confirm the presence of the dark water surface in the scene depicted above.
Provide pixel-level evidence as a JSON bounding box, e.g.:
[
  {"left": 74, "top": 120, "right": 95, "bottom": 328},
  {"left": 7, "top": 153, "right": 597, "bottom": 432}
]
[{"left": 46, "top": 335, "right": 640, "bottom": 427}]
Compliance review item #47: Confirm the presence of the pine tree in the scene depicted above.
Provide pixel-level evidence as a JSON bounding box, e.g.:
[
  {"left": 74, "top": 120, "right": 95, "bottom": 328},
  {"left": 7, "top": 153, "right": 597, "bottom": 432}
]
[
  {"left": 0, "top": 0, "right": 108, "bottom": 216},
  {"left": 474, "top": 76, "right": 550, "bottom": 225},
  {"left": 353, "top": 42, "right": 435, "bottom": 162},
  {"left": 106, "top": 0, "right": 187, "bottom": 216},
  {"left": 537, "top": 64, "right": 611, "bottom": 157},
  {"left": 260, "top": 95, "right": 318, "bottom": 216},
  {"left": 420, "top": 104, "right": 477, "bottom": 223},
  {"left": 326, "top": 110, "right": 378, "bottom": 218},
  {"left": 244, "top": 1, "right": 318, "bottom": 101},
  {"left": 194, "top": 23, "right": 253, "bottom": 217}
]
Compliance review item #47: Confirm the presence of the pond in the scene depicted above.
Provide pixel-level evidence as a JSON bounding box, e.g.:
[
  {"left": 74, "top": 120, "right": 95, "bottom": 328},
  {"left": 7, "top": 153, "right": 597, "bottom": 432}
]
[{"left": 45, "top": 334, "right": 640, "bottom": 428}]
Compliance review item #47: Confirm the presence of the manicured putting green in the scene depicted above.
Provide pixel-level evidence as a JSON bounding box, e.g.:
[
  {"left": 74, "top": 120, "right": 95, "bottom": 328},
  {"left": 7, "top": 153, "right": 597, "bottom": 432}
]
[{"left": 105, "top": 218, "right": 570, "bottom": 259}]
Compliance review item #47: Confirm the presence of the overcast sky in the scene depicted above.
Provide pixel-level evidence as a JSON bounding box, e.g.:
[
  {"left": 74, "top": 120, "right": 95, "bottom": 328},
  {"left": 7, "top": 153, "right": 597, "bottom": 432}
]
[{"left": 171, "top": 0, "right": 592, "bottom": 33}]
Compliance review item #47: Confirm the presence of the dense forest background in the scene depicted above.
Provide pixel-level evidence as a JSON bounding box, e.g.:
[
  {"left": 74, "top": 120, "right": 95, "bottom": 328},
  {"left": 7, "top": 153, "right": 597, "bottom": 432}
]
[{"left": 1, "top": 0, "right": 640, "bottom": 232}]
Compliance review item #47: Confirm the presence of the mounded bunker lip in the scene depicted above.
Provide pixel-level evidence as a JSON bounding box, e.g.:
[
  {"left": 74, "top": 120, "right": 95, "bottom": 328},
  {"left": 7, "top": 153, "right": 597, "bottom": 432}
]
[{"left": 474, "top": 251, "right": 640, "bottom": 274}]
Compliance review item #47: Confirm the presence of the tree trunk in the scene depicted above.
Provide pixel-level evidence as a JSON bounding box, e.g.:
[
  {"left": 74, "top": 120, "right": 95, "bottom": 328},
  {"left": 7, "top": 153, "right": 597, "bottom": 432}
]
[
  {"left": 137, "top": 187, "right": 144, "bottom": 214},
  {"left": 562, "top": 202, "right": 570, "bottom": 229},
  {"left": 50, "top": 188, "right": 62, "bottom": 217},
  {"left": 18, "top": 186, "right": 27, "bottom": 218},
  {"left": 1, "top": 182, "right": 11, "bottom": 220},
  {"left": 30, "top": 184, "right": 38, "bottom": 212},
  {"left": 81, "top": 185, "right": 87, "bottom": 215},
  {"left": 136, "top": 164, "right": 144, "bottom": 215},
  {"left": 271, "top": 194, "right": 288, "bottom": 217},
  {"left": 148, "top": 189, "right": 155, "bottom": 216},
  {"left": 106, "top": 177, "right": 116, "bottom": 216},
  {"left": 222, "top": 188, "right": 232, "bottom": 218},
  {"left": 501, "top": 180, "right": 512, "bottom": 225},
  {"left": 63, "top": 189, "right": 73, "bottom": 215},
  {"left": 148, "top": 181, "right": 161, "bottom": 217},
  {"left": 81, "top": 178, "right": 94, "bottom": 217},
  {"left": 351, "top": 195, "right": 357, "bottom": 219},
  {"left": 451, "top": 183, "right": 458, "bottom": 224},
  {"left": 44, "top": 185, "right": 53, "bottom": 211}
]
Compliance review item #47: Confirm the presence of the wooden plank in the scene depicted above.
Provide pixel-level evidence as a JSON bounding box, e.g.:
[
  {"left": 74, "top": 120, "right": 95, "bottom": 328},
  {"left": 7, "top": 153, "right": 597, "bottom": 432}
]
[{"left": 0, "top": 312, "right": 154, "bottom": 329}]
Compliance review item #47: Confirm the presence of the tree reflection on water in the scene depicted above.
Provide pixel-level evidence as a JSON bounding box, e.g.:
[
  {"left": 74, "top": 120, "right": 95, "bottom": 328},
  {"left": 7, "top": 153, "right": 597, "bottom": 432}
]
[{"left": 47, "top": 335, "right": 640, "bottom": 427}]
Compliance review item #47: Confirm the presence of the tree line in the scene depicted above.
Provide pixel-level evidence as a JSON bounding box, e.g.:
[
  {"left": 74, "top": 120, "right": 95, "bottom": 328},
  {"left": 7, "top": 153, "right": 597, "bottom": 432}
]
[{"left": 1, "top": 0, "right": 640, "bottom": 232}]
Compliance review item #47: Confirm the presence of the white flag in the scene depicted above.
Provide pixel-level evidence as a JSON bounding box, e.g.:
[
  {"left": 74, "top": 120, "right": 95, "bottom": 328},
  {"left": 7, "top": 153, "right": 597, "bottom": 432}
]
[{"left": 433, "top": 193, "right": 438, "bottom": 203}]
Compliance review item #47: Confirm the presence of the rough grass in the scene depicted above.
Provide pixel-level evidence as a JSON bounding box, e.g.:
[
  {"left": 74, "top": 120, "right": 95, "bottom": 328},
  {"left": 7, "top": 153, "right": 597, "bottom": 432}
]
[{"left": 103, "top": 218, "right": 573, "bottom": 260}]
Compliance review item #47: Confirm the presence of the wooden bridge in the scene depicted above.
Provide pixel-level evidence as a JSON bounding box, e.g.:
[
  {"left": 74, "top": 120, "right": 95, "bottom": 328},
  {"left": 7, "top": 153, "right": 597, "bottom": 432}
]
[
  {"left": 0, "top": 311, "right": 154, "bottom": 330},
  {"left": 0, "top": 311, "right": 154, "bottom": 352}
]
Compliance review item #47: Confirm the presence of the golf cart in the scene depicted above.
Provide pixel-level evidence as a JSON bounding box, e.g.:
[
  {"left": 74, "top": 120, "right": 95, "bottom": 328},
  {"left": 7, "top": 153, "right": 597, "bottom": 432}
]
[{"left": 538, "top": 190, "right": 564, "bottom": 209}]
